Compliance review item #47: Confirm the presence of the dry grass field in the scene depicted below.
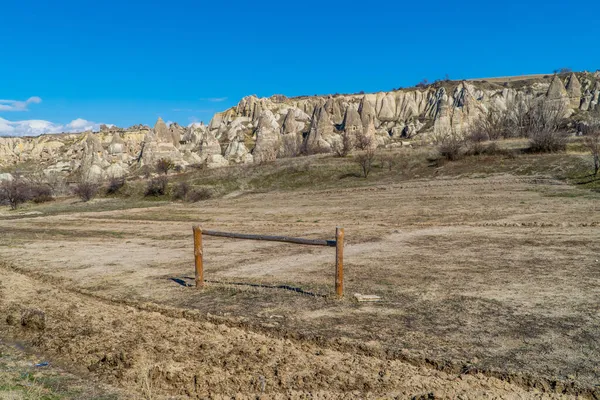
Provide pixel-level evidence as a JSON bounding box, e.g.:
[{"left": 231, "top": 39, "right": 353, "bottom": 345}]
[{"left": 1, "top": 146, "right": 599, "bottom": 398}]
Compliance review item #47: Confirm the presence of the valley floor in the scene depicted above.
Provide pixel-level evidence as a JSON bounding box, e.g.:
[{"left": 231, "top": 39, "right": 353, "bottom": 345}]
[{"left": 1, "top": 165, "right": 599, "bottom": 398}]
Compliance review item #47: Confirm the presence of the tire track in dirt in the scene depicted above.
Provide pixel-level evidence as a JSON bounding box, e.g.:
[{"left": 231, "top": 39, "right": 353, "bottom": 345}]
[{"left": 0, "top": 261, "right": 590, "bottom": 399}]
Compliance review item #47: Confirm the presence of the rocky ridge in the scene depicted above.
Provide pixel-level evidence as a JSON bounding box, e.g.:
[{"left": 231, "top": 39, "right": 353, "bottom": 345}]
[{"left": 1, "top": 71, "right": 599, "bottom": 180}]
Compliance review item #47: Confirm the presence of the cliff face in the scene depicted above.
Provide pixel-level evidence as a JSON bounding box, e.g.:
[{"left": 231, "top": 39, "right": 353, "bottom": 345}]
[{"left": 1, "top": 72, "right": 599, "bottom": 179}]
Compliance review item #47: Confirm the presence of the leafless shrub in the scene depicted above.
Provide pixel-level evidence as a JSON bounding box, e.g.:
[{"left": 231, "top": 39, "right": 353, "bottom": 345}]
[
  {"left": 156, "top": 158, "right": 174, "bottom": 175},
  {"left": 470, "top": 98, "right": 568, "bottom": 141},
  {"left": 438, "top": 134, "right": 466, "bottom": 161},
  {"left": 528, "top": 130, "right": 568, "bottom": 153},
  {"left": 583, "top": 128, "right": 600, "bottom": 176},
  {"left": 333, "top": 131, "right": 353, "bottom": 157},
  {"left": 526, "top": 99, "right": 567, "bottom": 135},
  {"left": 470, "top": 108, "right": 510, "bottom": 140},
  {"left": 171, "top": 181, "right": 190, "bottom": 200},
  {"left": 187, "top": 187, "right": 213, "bottom": 202},
  {"left": 354, "top": 131, "right": 373, "bottom": 151},
  {"left": 379, "top": 152, "right": 401, "bottom": 171},
  {"left": 73, "top": 179, "right": 100, "bottom": 202},
  {"left": 145, "top": 176, "right": 169, "bottom": 197},
  {"left": 106, "top": 177, "right": 125, "bottom": 195},
  {"left": 354, "top": 148, "right": 377, "bottom": 178},
  {"left": 0, "top": 176, "right": 31, "bottom": 209},
  {"left": 30, "top": 184, "right": 53, "bottom": 203}
]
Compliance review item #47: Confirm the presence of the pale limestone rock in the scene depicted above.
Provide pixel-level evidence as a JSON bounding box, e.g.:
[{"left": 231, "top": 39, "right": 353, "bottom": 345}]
[
  {"left": 84, "top": 164, "right": 105, "bottom": 183},
  {"left": 378, "top": 93, "right": 396, "bottom": 121},
  {"left": 0, "top": 173, "right": 13, "bottom": 182},
  {"left": 566, "top": 73, "right": 582, "bottom": 108},
  {"left": 168, "top": 123, "right": 183, "bottom": 147},
  {"left": 154, "top": 117, "right": 170, "bottom": 143},
  {"left": 206, "top": 154, "right": 229, "bottom": 169},
  {"left": 252, "top": 110, "right": 280, "bottom": 163},
  {"left": 224, "top": 139, "right": 252, "bottom": 163},
  {"left": 358, "top": 96, "right": 376, "bottom": 128},
  {"left": 199, "top": 129, "right": 222, "bottom": 163},
  {"left": 305, "top": 106, "right": 334, "bottom": 153},
  {"left": 108, "top": 133, "right": 125, "bottom": 155},
  {"left": 547, "top": 75, "right": 568, "bottom": 100},
  {"left": 581, "top": 90, "right": 593, "bottom": 111},
  {"left": 105, "top": 163, "right": 127, "bottom": 178},
  {"left": 342, "top": 106, "right": 362, "bottom": 135}
]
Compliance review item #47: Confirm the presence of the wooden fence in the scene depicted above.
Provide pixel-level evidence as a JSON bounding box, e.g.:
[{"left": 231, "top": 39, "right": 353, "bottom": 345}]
[{"left": 192, "top": 226, "right": 344, "bottom": 297}]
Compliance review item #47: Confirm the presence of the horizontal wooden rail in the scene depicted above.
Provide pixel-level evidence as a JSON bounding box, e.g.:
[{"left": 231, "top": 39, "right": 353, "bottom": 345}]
[
  {"left": 202, "top": 229, "right": 337, "bottom": 247},
  {"left": 193, "top": 226, "right": 344, "bottom": 297}
]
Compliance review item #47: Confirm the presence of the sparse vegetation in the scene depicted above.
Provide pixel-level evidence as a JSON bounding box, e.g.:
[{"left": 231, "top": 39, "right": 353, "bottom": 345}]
[
  {"left": 438, "top": 134, "right": 466, "bottom": 161},
  {"left": 106, "top": 176, "right": 126, "bottom": 195},
  {"left": 73, "top": 178, "right": 100, "bottom": 202},
  {"left": 145, "top": 175, "right": 169, "bottom": 197},
  {"left": 156, "top": 158, "right": 174, "bottom": 175},
  {"left": 0, "top": 176, "right": 31, "bottom": 209},
  {"left": 528, "top": 130, "right": 569, "bottom": 153},
  {"left": 583, "top": 128, "right": 600, "bottom": 176},
  {"left": 187, "top": 187, "right": 213, "bottom": 202},
  {"left": 172, "top": 181, "right": 190, "bottom": 200}
]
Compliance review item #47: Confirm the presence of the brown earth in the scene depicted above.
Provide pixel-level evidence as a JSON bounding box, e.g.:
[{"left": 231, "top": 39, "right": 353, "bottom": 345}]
[{"left": 1, "top": 172, "right": 599, "bottom": 398}]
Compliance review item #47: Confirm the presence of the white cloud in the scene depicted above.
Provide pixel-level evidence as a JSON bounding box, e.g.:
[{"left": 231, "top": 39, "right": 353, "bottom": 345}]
[
  {"left": 0, "top": 117, "right": 106, "bottom": 137},
  {"left": 0, "top": 96, "right": 42, "bottom": 112}
]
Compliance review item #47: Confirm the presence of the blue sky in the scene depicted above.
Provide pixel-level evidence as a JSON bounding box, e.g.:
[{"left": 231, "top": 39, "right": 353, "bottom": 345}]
[{"left": 1, "top": 0, "right": 599, "bottom": 136}]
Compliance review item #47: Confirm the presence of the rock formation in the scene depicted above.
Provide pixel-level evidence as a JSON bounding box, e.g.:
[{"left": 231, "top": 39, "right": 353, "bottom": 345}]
[{"left": 2, "top": 72, "right": 599, "bottom": 178}]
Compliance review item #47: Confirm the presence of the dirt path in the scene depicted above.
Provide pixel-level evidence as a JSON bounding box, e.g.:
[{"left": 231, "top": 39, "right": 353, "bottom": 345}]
[{"left": 0, "top": 264, "right": 571, "bottom": 399}]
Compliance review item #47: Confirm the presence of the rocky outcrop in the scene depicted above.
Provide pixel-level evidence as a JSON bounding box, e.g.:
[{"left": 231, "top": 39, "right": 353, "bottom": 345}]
[
  {"left": 2, "top": 72, "right": 599, "bottom": 177},
  {"left": 252, "top": 111, "right": 280, "bottom": 164},
  {"left": 566, "top": 73, "right": 582, "bottom": 108}
]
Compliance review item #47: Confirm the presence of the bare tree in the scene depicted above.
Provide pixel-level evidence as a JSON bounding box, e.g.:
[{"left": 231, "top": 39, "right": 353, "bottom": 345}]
[
  {"left": 354, "top": 130, "right": 373, "bottom": 151},
  {"left": 73, "top": 174, "right": 100, "bottom": 202},
  {"left": 583, "top": 128, "right": 600, "bottom": 176},
  {"left": 333, "top": 131, "right": 353, "bottom": 157},
  {"left": 470, "top": 108, "right": 510, "bottom": 141},
  {"left": 354, "top": 147, "right": 376, "bottom": 178},
  {"left": 0, "top": 175, "right": 31, "bottom": 209},
  {"left": 527, "top": 99, "right": 569, "bottom": 153},
  {"left": 156, "top": 158, "right": 174, "bottom": 175}
]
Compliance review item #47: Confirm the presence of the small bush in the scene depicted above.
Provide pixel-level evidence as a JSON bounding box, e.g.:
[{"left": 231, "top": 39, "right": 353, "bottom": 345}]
[
  {"left": 438, "top": 135, "right": 465, "bottom": 161},
  {"left": 354, "top": 148, "right": 377, "bottom": 178},
  {"left": 172, "top": 181, "right": 190, "bottom": 200},
  {"left": 106, "top": 177, "right": 125, "bottom": 195},
  {"left": 528, "top": 130, "right": 568, "bottom": 153},
  {"left": 139, "top": 165, "right": 153, "bottom": 179},
  {"left": 187, "top": 187, "right": 213, "bottom": 202},
  {"left": 156, "top": 158, "right": 174, "bottom": 175},
  {"left": 583, "top": 129, "right": 600, "bottom": 176},
  {"left": 145, "top": 176, "right": 169, "bottom": 197},
  {"left": 0, "top": 177, "right": 31, "bottom": 209},
  {"left": 379, "top": 152, "right": 401, "bottom": 171},
  {"left": 30, "top": 184, "right": 53, "bottom": 203},
  {"left": 73, "top": 180, "right": 100, "bottom": 202},
  {"left": 354, "top": 131, "right": 373, "bottom": 151}
]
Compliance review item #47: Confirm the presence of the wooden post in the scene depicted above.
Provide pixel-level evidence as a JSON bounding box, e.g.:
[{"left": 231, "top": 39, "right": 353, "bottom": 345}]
[
  {"left": 193, "top": 226, "right": 204, "bottom": 288},
  {"left": 335, "top": 227, "right": 344, "bottom": 298}
]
